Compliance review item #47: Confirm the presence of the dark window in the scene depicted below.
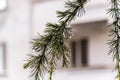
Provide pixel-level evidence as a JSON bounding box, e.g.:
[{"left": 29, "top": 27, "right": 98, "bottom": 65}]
[
  {"left": 71, "top": 41, "right": 76, "bottom": 67},
  {"left": 80, "top": 38, "right": 88, "bottom": 66},
  {"left": 0, "top": 43, "right": 6, "bottom": 75}
]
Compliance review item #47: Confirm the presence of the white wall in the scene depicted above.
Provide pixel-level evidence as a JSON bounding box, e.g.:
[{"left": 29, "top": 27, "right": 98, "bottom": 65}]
[
  {"left": 33, "top": 0, "right": 110, "bottom": 35},
  {"left": 33, "top": 0, "right": 112, "bottom": 65},
  {"left": 33, "top": 1, "right": 115, "bottom": 80},
  {"left": 33, "top": 1, "right": 65, "bottom": 36},
  {"left": 0, "top": 0, "right": 114, "bottom": 80},
  {"left": 0, "top": 0, "right": 31, "bottom": 80}
]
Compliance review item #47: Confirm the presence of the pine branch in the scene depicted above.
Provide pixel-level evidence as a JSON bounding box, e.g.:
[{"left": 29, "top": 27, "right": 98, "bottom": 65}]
[
  {"left": 57, "top": 0, "right": 87, "bottom": 22},
  {"left": 23, "top": 0, "right": 120, "bottom": 80},
  {"left": 24, "top": 0, "right": 88, "bottom": 80},
  {"left": 108, "top": 0, "right": 120, "bottom": 80}
]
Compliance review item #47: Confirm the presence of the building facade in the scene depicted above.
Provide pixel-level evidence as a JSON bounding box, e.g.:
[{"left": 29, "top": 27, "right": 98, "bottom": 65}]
[
  {"left": 0, "top": 0, "right": 116, "bottom": 80},
  {"left": 0, "top": 0, "right": 31, "bottom": 80}
]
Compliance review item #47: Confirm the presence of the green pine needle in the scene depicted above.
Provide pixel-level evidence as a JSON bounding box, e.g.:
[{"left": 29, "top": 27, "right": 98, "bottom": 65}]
[
  {"left": 108, "top": 0, "right": 120, "bottom": 80},
  {"left": 24, "top": 0, "right": 88, "bottom": 80},
  {"left": 23, "top": 0, "right": 120, "bottom": 80}
]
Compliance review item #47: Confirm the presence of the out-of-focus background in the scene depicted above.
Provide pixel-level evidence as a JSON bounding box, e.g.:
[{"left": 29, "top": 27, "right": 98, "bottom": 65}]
[{"left": 0, "top": 0, "right": 116, "bottom": 80}]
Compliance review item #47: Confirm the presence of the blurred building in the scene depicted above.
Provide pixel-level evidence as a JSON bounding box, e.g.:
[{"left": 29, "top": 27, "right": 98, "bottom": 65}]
[
  {"left": 0, "top": 0, "right": 116, "bottom": 80},
  {"left": 0, "top": 0, "right": 31, "bottom": 80}
]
